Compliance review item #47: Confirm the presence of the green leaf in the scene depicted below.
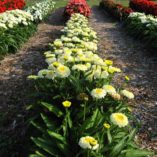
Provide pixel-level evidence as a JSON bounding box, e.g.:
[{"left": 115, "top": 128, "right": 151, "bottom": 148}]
[
  {"left": 47, "top": 130, "right": 70, "bottom": 157},
  {"left": 67, "top": 111, "right": 72, "bottom": 128},
  {"left": 35, "top": 150, "right": 45, "bottom": 157},
  {"left": 29, "top": 154, "right": 39, "bottom": 157},
  {"left": 31, "top": 137, "right": 60, "bottom": 156},
  {"left": 40, "top": 102, "right": 63, "bottom": 117},
  {"left": 41, "top": 113, "right": 56, "bottom": 130},
  {"left": 47, "top": 130, "right": 66, "bottom": 144},
  {"left": 57, "top": 143, "right": 70, "bottom": 157},
  {"left": 107, "top": 129, "right": 112, "bottom": 144},
  {"left": 128, "top": 128, "right": 137, "bottom": 142},
  {"left": 125, "top": 149, "right": 154, "bottom": 157},
  {"left": 80, "top": 108, "right": 101, "bottom": 131},
  {"left": 30, "top": 120, "right": 44, "bottom": 133},
  {"left": 109, "top": 136, "right": 128, "bottom": 157},
  {"left": 127, "top": 141, "right": 139, "bottom": 149}
]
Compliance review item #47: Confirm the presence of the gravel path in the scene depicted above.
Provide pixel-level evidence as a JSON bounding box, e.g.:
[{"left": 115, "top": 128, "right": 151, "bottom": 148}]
[
  {"left": 0, "top": 8, "right": 65, "bottom": 156},
  {"left": 90, "top": 7, "right": 157, "bottom": 152}
]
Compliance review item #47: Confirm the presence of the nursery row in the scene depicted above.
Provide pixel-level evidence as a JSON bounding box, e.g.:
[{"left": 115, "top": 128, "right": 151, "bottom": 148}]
[
  {"left": 125, "top": 12, "right": 157, "bottom": 49},
  {"left": 28, "top": 13, "right": 153, "bottom": 157},
  {"left": 100, "top": 0, "right": 157, "bottom": 50},
  {"left": 0, "top": 0, "right": 55, "bottom": 56},
  {"left": 64, "top": 0, "right": 91, "bottom": 17},
  {"left": 100, "top": 0, "right": 133, "bottom": 20},
  {"left": 130, "top": 0, "right": 157, "bottom": 16},
  {"left": 25, "top": 0, "right": 56, "bottom": 21},
  {"left": 0, "top": 0, "right": 25, "bottom": 13}
]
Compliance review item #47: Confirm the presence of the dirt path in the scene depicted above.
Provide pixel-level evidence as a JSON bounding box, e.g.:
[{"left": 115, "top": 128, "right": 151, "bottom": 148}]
[
  {"left": 0, "top": 8, "right": 65, "bottom": 156},
  {"left": 90, "top": 7, "right": 157, "bottom": 151}
]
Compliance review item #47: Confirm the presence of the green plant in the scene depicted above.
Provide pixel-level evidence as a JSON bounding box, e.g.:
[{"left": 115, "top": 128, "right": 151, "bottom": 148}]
[
  {"left": 0, "top": 1, "right": 55, "bottom": 57},
  {"left": 28, "top": 13, "right": 154, "bottom": 157},
  {"left": 125, "top": 12, "right": 157, "bottom": 49},
  {"left": 0, "top": 23, "right": 37, "bottom": 56}
]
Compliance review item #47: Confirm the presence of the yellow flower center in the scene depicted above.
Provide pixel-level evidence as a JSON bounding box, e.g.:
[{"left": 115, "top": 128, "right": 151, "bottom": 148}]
[
  {"left": 58, "top": 66, "right": 66, "bottom": 72},
  {"left": 116, "top": 114, "right": 124, "bottom": 121},
  {"left": 95, "top": 89, "right": 103, "bottom": 94},
  {"left": 106, "top": 85, "right": 114, "bottom": 90},
  {"left": 103, "top": 123, "right": 111, "bottom": 129},
  {"left": 85, "top": 137, "right": 97, "bottom": 146}
]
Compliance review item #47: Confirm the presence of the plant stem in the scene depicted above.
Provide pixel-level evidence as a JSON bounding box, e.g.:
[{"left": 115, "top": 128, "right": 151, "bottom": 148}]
[
  {"left": 83, "top": 102, "right": 86, "bottom": 121},
  {"left": 65, "top": 109, "right": 68, "bottom": 135},
  {"left": 87, "top": 150, "right": 90, "bottom": 157}
]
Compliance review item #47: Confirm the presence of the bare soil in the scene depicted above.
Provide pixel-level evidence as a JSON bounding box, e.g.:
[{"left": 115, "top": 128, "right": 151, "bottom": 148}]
[
  {"left": 90, "top": 7, "right": 157, "bottom": 153},
  {"left": 0, "top": 8, "right": 65, "bottom": 157}
]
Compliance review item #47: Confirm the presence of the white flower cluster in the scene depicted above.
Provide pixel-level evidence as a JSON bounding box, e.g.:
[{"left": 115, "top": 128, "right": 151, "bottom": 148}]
[
  {"left": 36, "top": 13, "right": 112, "bottom": 80},
  {"left": 29, "top": 13, "right": 134, "bottom": 101},
  {"left": 26, "top": 0, "right": 55, "bottom": 21},
  {"left": 0, "top": 9, "right": 33, "bottom": 30},
  {"left": 0, "top": 0, "right": 55, "bottom": 31},
  {"left": 35, "top": 14, "right": 122, "bottom": 80},
  {"left": 128, "top": 12, "right": 157, "bottom": 26}
]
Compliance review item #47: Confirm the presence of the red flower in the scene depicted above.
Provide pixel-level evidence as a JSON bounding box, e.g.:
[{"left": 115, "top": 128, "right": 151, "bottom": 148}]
[
  {"left": 0, "top": 0, "right": 25, "bottom": 13},
  {"left": 101, "top": 0, "right": 133, "bottom": 20},
  {"left": 64, "top": 0, "right": 91, "bottom": 17},
  {"left": 130, "top": 0, "right": 157, "bottom": 16}
]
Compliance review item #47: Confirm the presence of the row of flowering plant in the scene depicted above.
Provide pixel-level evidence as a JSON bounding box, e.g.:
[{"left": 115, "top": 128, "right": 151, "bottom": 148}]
[
  {"left": 125, "top": 12, "right": 157, "bottom": 49},
  {"left": 0, "top": 9, "right": 33, "bottom": 31},
  {"left": 0, "top": 0, "right": 56, "bottom": 32},
  {"left": 129, "top": 0, "right": 157, "bottom": 16},
  {"left": 0, "top": 9, "right": 36, "bottom": 55},
  {"left": 100, "top": 0, "right": 133, "bottom": 20},
  {"left": 0, "top": 1, "right": 55, "bottom": 56},
  {"left": 28, "top": 13, "right": 153, "bottom": 157},
  {"left": 25, "top": 0, "right": 56, "bottom": 22},
  {"left": 64, "top": 0, "right": 91, "bottom": 18},
  {"left": 0, "top": 0, "right": 25, "bottom": 13}
]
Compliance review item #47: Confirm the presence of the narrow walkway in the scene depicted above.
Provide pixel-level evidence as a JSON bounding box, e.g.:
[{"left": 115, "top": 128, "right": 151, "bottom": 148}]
[
  {"left": 90, "top": 7, "right": 157, "bottom": 151},
  {"left": 0, "top": 8, "right": 65, "bottom": 156}
]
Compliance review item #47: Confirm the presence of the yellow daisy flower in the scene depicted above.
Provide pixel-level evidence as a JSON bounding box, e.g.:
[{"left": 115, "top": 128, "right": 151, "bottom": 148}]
[
  {"left": 62, "top": 101, "right": 71, "bottom": 108},
  {"left": 91, "top": 88, "right": 106, "bottom": 99},
  {"left": 110, "top": 113, "right": 128, "bottom": 128},
  {"left": 104, "top": 60, "right": 113, "bottom": 66},
  {"left": 79, "top": 136, "right": 99, "bottom": 150},
  {"left": 103, "top": 123, "right": 111, "bottom": 129}
]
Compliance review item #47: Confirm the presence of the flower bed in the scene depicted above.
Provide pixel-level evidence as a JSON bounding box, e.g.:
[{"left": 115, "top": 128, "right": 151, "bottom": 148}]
[
  {"left": 0, "top": 0, "right": 25, "bottom": 13},
  {"left": 130, "top": 0, "right": 157, "bottom": 16},
  {"left": 0, "top": 9, "right": 33, "bottom": 30},
  {"left": 28, "top": 13, "right": 153, "bottom": 157},
  {"left": 0, "top": 9, "right": 35, "bottom": 55},
  {"left": 64, "top": 0, "right": 91, "bottom": 18},
  {"left": 100, "top": 0, "right": 133, "bottom": 20},
  {"left": 125, "top": 12, "right": 157, "bottom": 49},
  {"left": 0, "top": 0, "right": 55, "bottom": 56},
  {"left": 25, "top": 0, "right": 56, "bottom": 21}
]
